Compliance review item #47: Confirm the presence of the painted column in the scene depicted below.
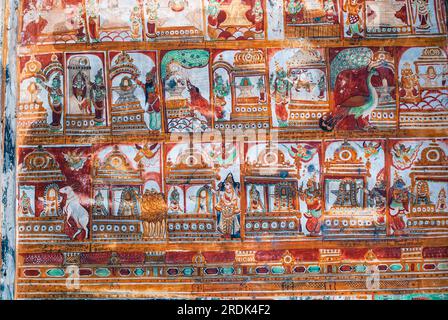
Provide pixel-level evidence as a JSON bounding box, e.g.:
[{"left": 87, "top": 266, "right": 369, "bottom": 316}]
[{"left": 0, "top": 0, "right": 18, "bottom": 300}]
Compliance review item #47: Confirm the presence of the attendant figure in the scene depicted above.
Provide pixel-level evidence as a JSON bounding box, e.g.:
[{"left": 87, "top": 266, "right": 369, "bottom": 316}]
[
  {"left": 437, "top": 188, "right": 447, "bottom": 211},
  {"left": 299, "top": 176, "right": 322, "bottom": 236},
  {"left": 389, "top": 174, "right": 411, "bottom": 235},
  {"left": 168, "top": 187, "right": 183, "bottom": 214},
  {"left": 18, "top": 191, "right": 34, "bottom": 217},
  {"left": 413, "top": 0, "right": 431, "bottom": 30},
  {"left": 133, "top": 68, "right": 161, "bottom": 130},
  {"left": 343, "top": 0, "right": 364, "bottom": 37},
  {"left": 146, "top": 0, "right": 159, "bottom": 37},
  {"left": 92, "top": 191, "right": 108, "bottom": 216},
  {"left": 213, "top": 74, "right": 230, "bottom": 120},
  {"left": 400, "top": 63, "right": 421, "bottom": 103},
  {"left": 248, "top": 184, "right": 264, "bottom": 213},
  {"left": 270, "top": 63, "right": 291, "bottom": 127},
  {"left": 36, "top": 74, "right": 63, "bottom": 130},
  {"left": 90, "top": 69, "right": 106, "bottom": 124},
  {"left": 215, "top": 174, "right": 240, "bottom": 239}
]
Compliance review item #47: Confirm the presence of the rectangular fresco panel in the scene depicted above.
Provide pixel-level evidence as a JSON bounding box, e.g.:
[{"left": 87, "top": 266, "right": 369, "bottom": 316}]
[{"left": 1, "top": 0, "right": 447, "bottom": 301}]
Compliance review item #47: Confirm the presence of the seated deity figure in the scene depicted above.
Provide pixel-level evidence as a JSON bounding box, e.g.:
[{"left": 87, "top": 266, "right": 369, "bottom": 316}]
[
  {"left": 189, "top": 187, "right": 212, "bottom": 214},
  {"left": 168, "top": 187, "right": 183, "bottom": 214},
  {"left": 19, "top": 191, "right": 34, "bottom": 217},
  {"left": 92, "top": 191, "right": 109, "bottom": 216},
  {"left": 248, "top": 184, "right": 264, "bottom": 213},
  {"left": 117, "top": 188, "right": 139, "bottom": 216},
  {"left": 113, "top": 76, "right": 140, "bottom": 104}
]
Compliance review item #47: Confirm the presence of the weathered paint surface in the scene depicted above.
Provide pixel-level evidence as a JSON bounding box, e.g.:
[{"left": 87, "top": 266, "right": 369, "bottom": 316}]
[
  {"left": 1, "top": 0, "right": 18, "bottom": 300},
  {"left": 1, "top": 0, "right": 448, "bottom": 300}
]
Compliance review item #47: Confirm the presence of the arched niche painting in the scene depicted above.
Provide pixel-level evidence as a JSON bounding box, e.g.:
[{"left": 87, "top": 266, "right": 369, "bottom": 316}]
[
  {"left": 18, "top": 53, "right": 65, "bottom": 139},
  {"left": 109, "top": 50, "right": 162, "bottom": 135},
  {"left": 397, "top": 47, "right": 448, "bottom": 131},
  {"left": 212, "top": 49, "right": 270, "bottom": 131},
  {"left": 389, "top": 139, "right": 448, "bottom": 237},
  {"left": 65, "top": 52, "right": 110, "bottom": 136},
  {"left": 320, "top": 47, "right": 397, "bottom": 133},
  {"left": 160, "top": 50, "right": 211, "bottom": 133},
  {"left": 268, "top": 48, "right": 329, "bottom": 130}
]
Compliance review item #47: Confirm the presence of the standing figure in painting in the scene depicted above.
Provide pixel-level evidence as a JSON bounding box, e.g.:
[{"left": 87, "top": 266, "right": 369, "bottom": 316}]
[
  {"left": 248, "top": 184, "right": 264, "bottom": 213},
  {"left": 168, "top": 187, "right": 183, "bottom": 214},
  {"left": 437, "top": 188, "right": 447, "bottom": 211},
  {"left": 400, "top": 63, "right": 420, "bottom": 102},
  {"left": 146, "top": 0, "right": 160, "bottom": 37},
  {"left": 324, "top": 0, "right": 337, "bottom": 23},
  {"left": 270, "top": 63, "right": 291, "bottom": 127},
  {"left": 18, "top": 191, "right": 34, "bottom": 217},
  {"left": 130, "top": 5, "right": 142, "bottom": 40},
  {"left": 213, "top": 74, "right": 230, "bottom": 120},
  {"left": 90, "top": 69, "right": 106, "bottom": 124},
  {"left": 92, "top": 191, "right": 108, "bottom": 216},
  {"left": 117, "top": 188, "right": 139, "bottom": 216},
  {"left": 413, "top": 0, "right": 431, "bottom": 30},
  {"left": 299, "top": 175, "right": 322, "bottom": 236},
  {"left": 343, "top": 0, "right": 364, "bottom": 37},
  {"left": 190, "top": 187, "right": 212, "bottom": 214},
  {"left": 389, "top": 174, "right": 411, "bottom": 236},
  {"left": 36, "top": 74, "right": 63, "bottom": 130},
  {"left": 366, "top": 169, "right": 386, "bottom": 224},
  {"left": 133, "top": 68, "right": 161, "bottom": 130},
  {"left": 215, "top": 173, "right": 240, "bottom": 239},
  {"left": 251, "top": 0, "right": 264, "bottom": 31}
]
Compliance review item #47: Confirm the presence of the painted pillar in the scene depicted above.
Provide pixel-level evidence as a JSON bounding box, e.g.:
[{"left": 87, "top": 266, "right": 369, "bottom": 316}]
[{"left": 0, "top": 0, "right": 18, "bottom": 300}]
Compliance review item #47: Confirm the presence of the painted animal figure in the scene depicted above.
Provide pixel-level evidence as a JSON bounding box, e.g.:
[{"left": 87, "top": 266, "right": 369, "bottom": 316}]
[
  {"left": 59, "top": 186, "right": 89, "bottom": 240},
  {"left": 319, "top": 68, "right": 379, "bottom": 131}
]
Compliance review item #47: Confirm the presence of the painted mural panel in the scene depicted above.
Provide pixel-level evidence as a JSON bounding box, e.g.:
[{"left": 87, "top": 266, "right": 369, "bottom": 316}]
[
  {"left": 321, "top": 47, "right": 397, "bottom": 132},
  {"left": 212, "top": 48, "right": 270, "bottom": 131},
  {"left": 108, "top": 50, "right": 162, "bottom": 135},
  {"left": 398, "top": 46, "right": 448, "bottom": 131},
  {"left": 389, "top": 139, "right": 448, "bottom": 237},
  {"left": 17, "top": 145, "right": 92, "bottom": 243},
  {"left": 65, "top": 52, "right": 110, "bottom": 137},
  {"left": 322, "top": 139, "right": 387, "bottom": 238},
  {"left": 269, "top": 48, "right": 329, "bottom": 130},
  {"left": 86, "top": 0, "right": 144, "bottom": 42},
  {"left": 92, "top": 143, "right": 165, "bottom": 241},
  {"left": 160, "top": 49, "right": 211, "bottom": 133},
  {"left": 205, "top": 0, "right": 266, "bottom": 40},
  {"left": 284, "top": 0, "right": 340, "bottom": 39},
  {"left": 165, "top": 142, "right": 241, "bottom": 240},
  {"left": 18, "top": 53, "right": 65, "bottom": 142},
  {"left": 143, "top": 0, "right": 205, "bottom": 41},
  {"left": 21, "top": 0, "right": 87, "bottom": 45},
  {"left": 4, "top": 0, "right": 448, "bottom": 301}
]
